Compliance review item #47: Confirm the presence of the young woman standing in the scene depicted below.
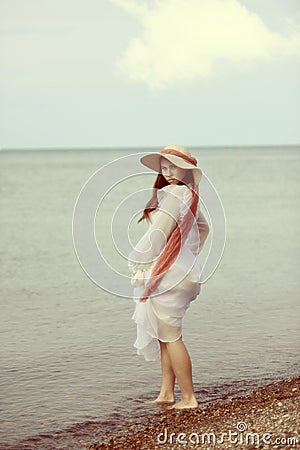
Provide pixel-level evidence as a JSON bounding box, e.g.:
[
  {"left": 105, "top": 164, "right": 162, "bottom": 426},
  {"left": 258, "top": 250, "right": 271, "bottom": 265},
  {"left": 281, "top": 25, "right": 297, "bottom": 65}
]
[{"left": 128, "top": 144, "right": 210, "bottom": 409}]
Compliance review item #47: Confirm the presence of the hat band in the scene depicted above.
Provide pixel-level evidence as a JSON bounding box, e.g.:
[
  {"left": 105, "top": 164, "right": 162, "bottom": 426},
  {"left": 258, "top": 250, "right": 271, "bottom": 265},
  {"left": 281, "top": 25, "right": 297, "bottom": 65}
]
[{"left": 160, "top": 148, "right": 197, "bottom": 166}]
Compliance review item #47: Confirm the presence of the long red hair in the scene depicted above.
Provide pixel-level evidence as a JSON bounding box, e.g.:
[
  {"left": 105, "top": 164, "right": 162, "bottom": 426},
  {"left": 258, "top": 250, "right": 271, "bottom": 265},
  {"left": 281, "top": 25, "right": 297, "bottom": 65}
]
[{"left": 139, "top": 168, "right": 199, "bottom": 301}]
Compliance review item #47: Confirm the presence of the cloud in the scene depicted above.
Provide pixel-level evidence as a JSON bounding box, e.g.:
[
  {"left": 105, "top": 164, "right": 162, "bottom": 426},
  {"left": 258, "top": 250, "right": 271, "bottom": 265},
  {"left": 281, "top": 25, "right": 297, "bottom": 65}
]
[{"left": 112, "top": 0, "right": 300, "bottom": 90}]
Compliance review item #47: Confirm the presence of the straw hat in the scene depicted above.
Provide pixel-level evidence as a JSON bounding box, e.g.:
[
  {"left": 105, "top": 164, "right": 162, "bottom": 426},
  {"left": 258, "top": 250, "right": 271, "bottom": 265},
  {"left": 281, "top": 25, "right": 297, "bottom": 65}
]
[{"left": 140, "top": 144, "right": 202, "bottom": 184}]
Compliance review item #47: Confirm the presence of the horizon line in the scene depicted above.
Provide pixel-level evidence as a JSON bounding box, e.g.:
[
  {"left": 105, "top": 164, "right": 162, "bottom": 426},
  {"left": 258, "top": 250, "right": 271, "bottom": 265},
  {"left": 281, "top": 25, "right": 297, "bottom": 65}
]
[{"left": 1, "top": 143, "right": 300, "bottom": 152}]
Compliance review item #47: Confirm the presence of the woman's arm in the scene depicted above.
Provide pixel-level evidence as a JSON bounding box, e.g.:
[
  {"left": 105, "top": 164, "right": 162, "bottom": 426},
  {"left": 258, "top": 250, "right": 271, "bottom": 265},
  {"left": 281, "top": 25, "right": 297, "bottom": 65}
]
[
  {"left": 128, "top": 187, "right": 183, "bottom": 273},
  {"left": 196, "top": 209, "right": 210, "bottom": 252}
]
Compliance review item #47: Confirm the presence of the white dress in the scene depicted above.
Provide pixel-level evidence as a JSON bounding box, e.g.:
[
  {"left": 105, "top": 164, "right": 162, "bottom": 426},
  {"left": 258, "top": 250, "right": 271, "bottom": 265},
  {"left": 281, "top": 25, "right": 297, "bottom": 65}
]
[{"left": 128, "top": 184, "right": 209, "bottom": 361}]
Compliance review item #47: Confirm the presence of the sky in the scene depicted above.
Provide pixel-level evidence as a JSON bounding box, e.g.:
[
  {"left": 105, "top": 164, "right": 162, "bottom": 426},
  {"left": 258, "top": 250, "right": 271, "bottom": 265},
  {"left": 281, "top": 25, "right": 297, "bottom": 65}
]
[{"left": 0, "top": 0, "right": 300, "bottom": 149}]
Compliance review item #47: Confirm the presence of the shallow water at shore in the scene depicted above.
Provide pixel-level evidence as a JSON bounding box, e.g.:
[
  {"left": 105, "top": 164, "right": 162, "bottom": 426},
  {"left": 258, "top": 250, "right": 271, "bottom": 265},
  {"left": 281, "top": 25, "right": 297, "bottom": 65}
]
[
  {"left": 2, "top": 375, "right": 299, "bottom": 449},
  {"left": 0, "top": 146, "right": 299, "bottom": 446}
]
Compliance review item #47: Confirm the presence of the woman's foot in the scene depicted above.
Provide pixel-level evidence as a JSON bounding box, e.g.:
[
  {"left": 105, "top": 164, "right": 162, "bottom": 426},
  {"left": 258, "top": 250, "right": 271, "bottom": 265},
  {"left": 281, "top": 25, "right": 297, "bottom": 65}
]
[
  {"left": 171, "top": 397, "right": 198, "bottom": 409},
  {"left": 153, "top": 393, "right": 175, "bottom": 404}
]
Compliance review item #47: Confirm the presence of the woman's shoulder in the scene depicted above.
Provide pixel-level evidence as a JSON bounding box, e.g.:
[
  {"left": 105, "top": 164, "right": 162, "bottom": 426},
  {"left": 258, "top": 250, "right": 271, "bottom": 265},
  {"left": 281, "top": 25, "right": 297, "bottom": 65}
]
[
  {"left": 159, "top": 184, "right": 191, "bottom": 199},
  {"left": 157, "top": 185, "right": 193, "bottom": 213}
]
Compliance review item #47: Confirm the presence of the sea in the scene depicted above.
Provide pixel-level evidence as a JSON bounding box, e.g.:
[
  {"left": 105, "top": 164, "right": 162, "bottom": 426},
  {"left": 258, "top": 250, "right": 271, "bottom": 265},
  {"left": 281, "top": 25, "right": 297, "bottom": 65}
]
[{"left": 0, "top": 146, "right": 299, "bottom": 448}]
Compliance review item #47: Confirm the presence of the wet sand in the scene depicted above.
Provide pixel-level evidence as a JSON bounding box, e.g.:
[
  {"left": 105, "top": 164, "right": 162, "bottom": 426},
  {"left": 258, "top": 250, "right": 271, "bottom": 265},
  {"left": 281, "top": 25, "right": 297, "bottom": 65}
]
[{"left": 87, "top": 376, "right": 299, "bottom": 450}]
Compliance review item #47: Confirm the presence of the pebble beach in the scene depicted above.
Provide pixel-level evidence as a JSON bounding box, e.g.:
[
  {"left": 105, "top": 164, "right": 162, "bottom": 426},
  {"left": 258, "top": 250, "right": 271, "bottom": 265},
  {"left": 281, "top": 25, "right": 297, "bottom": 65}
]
[
  {"left": 87, "top": 376, "right": 299, "bottom": 450},
  {"left": 3, "top": 377, "right": 299, "bottom": 449}
]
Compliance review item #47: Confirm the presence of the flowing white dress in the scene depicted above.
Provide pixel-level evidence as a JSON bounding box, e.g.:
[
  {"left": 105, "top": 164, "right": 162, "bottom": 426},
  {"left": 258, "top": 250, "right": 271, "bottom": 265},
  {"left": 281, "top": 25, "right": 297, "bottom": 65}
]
[{"left": 128, "top": 184, "right": 209, "bottom": 361}]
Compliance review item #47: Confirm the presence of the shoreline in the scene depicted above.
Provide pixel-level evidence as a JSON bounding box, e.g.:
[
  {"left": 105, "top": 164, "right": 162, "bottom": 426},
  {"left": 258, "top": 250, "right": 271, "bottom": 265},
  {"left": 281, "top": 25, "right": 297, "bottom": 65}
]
[
  {"left": 2, "top": 375, "right": 299, "bottom": 449},
  {"left": 87, "top": 375, "right": 299, "bottom": 449}
]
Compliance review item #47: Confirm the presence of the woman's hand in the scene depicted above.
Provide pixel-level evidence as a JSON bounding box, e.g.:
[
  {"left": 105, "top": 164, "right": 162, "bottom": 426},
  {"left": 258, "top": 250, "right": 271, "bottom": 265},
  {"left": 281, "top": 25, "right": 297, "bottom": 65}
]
[
  {"left": 131, "top": 268, "right": 145, "bottom": 287},
  {"left": 139, "top": 295, "right": 149, "bottom": 302}
]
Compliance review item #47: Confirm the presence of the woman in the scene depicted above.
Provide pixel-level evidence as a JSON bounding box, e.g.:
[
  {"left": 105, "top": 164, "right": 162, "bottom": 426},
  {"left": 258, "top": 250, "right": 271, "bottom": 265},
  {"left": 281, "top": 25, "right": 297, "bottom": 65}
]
[{"left": 128, "top": 144, "right": 210, "bottom": 409}]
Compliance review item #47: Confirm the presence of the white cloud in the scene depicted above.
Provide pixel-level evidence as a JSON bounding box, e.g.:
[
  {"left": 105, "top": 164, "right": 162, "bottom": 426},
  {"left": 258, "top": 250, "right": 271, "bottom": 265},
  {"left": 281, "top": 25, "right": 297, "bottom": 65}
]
[{"left": 112, "top": 0, "right": 300, "bottom": 90}]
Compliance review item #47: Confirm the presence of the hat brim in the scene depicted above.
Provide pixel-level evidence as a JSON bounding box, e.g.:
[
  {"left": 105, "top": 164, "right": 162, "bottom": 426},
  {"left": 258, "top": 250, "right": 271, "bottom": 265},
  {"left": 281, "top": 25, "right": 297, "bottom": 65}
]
[{"left": 140, "top": 153, "right": 202, "bottom": 184}]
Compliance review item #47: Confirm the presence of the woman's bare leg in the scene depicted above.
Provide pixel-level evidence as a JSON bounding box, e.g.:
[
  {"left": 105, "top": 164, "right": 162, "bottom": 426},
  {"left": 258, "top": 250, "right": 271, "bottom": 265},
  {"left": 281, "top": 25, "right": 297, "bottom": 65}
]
[
  {"left": 154, "top": 341, "right": 175, "bottom": 403},
  {"left": 165, "top": 337, "right": 198, "bottom": 409}
]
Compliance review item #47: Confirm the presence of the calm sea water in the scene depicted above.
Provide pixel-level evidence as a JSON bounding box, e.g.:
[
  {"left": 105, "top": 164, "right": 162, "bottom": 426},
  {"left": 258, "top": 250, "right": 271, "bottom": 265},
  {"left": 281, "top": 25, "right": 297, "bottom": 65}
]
[{"left": 0, "top": 147, "right": 299, "bottom": 448}]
